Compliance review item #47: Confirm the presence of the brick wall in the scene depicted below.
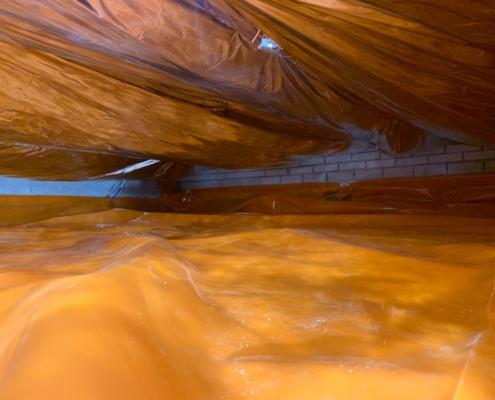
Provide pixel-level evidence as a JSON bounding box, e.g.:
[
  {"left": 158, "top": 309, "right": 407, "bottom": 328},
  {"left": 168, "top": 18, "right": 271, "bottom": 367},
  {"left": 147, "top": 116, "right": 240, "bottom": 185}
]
[
  {"left": 0, "top": 177, "right": 160, "bottom": 198},
  {"left": 178, "top": 143, "right": 495, "bottom": 190}
]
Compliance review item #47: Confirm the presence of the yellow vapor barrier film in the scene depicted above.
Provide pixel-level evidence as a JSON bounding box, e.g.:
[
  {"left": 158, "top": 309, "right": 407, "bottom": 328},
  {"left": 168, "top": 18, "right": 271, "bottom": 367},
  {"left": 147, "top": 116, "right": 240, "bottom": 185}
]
[
  {"left": 0, "top": 209, "right": 494, "bottom": 399},
  {"left": 1, "top": 0, "right": 494, "bottom": 180}
]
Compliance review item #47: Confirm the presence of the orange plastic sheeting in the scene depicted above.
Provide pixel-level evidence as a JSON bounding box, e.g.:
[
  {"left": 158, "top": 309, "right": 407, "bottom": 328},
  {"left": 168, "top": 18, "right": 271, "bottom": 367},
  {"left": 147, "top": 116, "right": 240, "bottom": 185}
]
[
  {"left": 0, "top": 1, "right": 494, "bottom": 179},
  {"left": 165, "top": 174, "right": 495, "bottom": 217},
  {"left": 0, "top": 1, "right": 345, "bottom": 176},
  {"left": 232, "top": 0, "right": 495, "bottom": 145},
  {"left": 0, "top": 196, "right": 172, "bottom": 226},
  {"left": 0, "top": 196, "right": 112, "bottom": 226},
  {"left": 0, "top": 208, "right": 494, "bottom": 399},
  {"left": 0, "top": 145, "right": 171, "bottom": 181}
]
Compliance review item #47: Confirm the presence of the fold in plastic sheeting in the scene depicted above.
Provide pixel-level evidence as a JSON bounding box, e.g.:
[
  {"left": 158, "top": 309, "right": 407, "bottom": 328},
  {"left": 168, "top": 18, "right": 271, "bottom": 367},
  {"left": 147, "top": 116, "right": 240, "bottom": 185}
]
[
  {"left": 0, "top": 205, "right": 494, "bottom": 399},
  {"left": 164, "top": 173, "right": 495, "bottom": 218},
  {"left": 0, "top": 1, "right": 493, "bottom": 179},
  {"left": 0, "top": 143, "right": 169, "bottom": 180}
]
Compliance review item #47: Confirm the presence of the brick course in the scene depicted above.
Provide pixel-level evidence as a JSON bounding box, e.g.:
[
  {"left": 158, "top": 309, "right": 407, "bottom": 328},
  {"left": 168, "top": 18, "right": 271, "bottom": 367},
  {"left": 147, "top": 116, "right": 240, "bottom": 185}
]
[{"left": 179, "top": 143, "right": 495, "bottom": 190}]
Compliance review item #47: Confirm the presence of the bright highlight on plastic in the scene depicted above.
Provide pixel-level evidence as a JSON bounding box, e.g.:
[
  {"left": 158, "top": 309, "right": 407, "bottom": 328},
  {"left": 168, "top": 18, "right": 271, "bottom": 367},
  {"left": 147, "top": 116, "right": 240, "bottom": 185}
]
[{"left": 258, "top": 36, "right": 280, "bottom": 51}]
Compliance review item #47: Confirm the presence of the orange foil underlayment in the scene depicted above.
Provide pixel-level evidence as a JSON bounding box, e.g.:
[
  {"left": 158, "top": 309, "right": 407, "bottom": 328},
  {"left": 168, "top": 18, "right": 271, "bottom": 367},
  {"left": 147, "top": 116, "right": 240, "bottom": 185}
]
[{"left": 0, "top": 1, "right": 494, "bottom": 179}]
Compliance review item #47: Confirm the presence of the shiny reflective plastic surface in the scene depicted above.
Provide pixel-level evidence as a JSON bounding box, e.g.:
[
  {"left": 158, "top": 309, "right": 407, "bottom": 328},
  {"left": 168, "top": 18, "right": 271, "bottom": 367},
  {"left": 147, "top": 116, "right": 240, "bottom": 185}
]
[
  {"left": 0, "top": 1, "right": 494, "bottom": 179},
  {"left": 164, "top": 173, "right": 495, "bottom": 218},
  {"left": 0, "top": 203, "right": 494, "bottom": 399}
]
